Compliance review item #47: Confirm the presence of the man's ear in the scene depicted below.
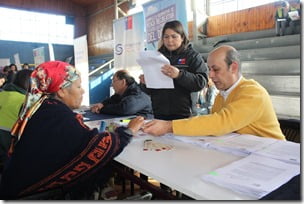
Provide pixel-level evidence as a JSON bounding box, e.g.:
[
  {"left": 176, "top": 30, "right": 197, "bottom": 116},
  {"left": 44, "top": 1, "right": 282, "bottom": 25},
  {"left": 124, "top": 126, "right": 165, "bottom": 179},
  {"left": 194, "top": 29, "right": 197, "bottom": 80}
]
[
  {"left": 230, "top": 61, "right": 239, "bottom": 74},
  {"left": 122, "top": 79, "right": 127, "bottom": 86}
]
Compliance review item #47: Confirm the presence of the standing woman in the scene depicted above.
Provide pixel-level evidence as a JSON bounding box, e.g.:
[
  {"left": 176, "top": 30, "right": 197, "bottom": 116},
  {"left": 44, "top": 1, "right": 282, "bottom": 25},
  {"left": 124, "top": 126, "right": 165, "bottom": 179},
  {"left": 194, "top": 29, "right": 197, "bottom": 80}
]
[
  {"left": 140, "top": 20, "right": 208, "bottom": 120},
  {"left": 0, "top": 61, "right": 144, "bottom": 199}
]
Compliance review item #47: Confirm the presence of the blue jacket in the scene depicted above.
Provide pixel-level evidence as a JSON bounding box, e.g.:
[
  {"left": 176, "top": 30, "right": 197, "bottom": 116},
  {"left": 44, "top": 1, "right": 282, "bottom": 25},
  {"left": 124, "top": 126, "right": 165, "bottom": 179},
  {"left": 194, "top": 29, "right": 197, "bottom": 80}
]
[{"left": 100, "top": 82, "right": 153, "bottom": 119}]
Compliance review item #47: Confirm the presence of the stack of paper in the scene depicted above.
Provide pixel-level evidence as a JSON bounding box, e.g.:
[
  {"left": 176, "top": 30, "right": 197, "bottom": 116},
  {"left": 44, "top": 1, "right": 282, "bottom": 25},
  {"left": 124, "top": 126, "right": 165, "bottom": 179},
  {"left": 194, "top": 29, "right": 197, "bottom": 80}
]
[
  {"left": 165, "top": 133, "right": 278, "bottom": 156},
  {"left": 206, "top": 134, "right": 278, "bottom": 156},
  {"left": 163, "top": 133, "right": 238, "bottom": 148},
  {"left": 254, "top": 140, "right": 300, "bottom": 164},
  {"left": 202, "top": 154, "right": 300, "bottom": 199}
]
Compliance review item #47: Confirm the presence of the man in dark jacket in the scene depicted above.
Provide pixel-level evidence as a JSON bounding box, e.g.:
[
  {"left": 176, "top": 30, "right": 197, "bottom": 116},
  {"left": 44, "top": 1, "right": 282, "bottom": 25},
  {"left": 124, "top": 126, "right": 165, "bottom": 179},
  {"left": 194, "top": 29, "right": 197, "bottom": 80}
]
[{"left": 91, "top": 70, "right": 153, "bottom": 119}]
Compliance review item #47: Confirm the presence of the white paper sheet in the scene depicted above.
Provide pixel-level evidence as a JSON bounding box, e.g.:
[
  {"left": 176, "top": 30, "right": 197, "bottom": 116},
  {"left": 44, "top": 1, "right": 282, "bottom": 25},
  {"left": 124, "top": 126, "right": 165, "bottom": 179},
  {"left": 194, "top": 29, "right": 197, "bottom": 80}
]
[
  {"left": 254, "top": 140, "right": 300, "bottom": 164},
  {"left": 202, "top": 154, "right": 300, "bottom": 199},
  {"left": 136, "top": 50, "right": 174, "bottom": 89},
  {"left": 288, "top": 10, "right": 299, "bottom": 21}
]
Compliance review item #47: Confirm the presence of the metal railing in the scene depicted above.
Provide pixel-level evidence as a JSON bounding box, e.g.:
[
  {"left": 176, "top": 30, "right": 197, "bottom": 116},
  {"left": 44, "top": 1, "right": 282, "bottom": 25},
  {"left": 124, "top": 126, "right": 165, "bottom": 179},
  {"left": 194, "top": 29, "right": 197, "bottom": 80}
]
[{"left": 88, "top": 58, "right": 114, "bottom": 77}]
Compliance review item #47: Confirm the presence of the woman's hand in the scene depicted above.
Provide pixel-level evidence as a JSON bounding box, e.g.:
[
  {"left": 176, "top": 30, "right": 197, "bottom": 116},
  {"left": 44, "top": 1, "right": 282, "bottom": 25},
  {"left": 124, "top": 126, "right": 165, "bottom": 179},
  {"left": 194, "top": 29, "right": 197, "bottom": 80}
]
[
  {"left": 90, "top": 103, "right": 104, "bottom": 113},
  {"left": 127, "top": 116, "right": 145, "bottom": 134},
  {"left": 161, "top": 64, "right": 180, "bottom": 79}
]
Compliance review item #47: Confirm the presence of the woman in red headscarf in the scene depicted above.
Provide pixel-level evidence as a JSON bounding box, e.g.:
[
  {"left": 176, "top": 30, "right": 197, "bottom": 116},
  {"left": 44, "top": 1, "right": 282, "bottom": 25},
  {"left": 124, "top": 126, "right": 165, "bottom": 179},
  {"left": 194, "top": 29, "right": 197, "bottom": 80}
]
[{"left": 0, "top": 61, "right": 144, "bottom": 199}]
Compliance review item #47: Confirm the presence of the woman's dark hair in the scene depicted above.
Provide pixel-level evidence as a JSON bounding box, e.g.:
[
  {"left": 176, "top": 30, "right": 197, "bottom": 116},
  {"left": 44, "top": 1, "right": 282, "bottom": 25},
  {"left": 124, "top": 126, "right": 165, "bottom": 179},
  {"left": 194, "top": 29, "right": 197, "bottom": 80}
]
[
  {"left": 158, "top": 20, "right": 189, "bottom": 53},
  {"left": 9, "top": 63, "right": 17, "bottom": 71},
  {"left": 115, "top": 70, "right": 135, "bottom": 86},
  {"left": 13, "top": 69, "right": 32, "bottom": 91},
  {"left": 3, "top": 66, "right": 10, "bottom": 73}
]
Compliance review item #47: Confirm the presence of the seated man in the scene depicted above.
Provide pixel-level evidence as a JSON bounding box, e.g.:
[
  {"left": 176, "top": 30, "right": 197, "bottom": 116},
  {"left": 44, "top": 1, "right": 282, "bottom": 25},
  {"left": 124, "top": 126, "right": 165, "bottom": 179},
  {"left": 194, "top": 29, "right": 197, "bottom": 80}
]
[
  {"left": 91, "top": 70, "right": 153, "bottom": 119},
  {"left": 143, "top": 45, "right": 285, "bottom": 140}
]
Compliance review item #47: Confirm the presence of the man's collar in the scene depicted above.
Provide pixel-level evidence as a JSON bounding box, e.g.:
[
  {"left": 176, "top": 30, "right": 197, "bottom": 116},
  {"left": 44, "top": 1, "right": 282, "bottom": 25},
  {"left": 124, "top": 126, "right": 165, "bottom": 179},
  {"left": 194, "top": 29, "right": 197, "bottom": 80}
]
[{"left": 219, "top": 76, "right": 243, "bottom": 100}]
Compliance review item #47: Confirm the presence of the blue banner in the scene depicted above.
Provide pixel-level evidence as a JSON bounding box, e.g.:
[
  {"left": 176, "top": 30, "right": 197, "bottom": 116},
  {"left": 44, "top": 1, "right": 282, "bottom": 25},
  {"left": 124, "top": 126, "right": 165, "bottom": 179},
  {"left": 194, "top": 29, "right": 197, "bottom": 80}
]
[{"left": 143, "top": 0, "right": 187, "bottom": 50}]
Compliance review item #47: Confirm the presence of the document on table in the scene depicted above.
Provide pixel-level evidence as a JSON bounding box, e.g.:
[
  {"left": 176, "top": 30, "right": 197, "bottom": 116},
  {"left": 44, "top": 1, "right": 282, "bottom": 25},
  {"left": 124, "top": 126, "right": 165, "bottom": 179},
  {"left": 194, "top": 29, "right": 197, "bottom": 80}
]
[
  {"left": 164, "top": 133, "right": 277, "bottom": 156},
  {"left": 206, "top": 134, "right": 278, "bottom": 156},
  {"left": 136, "top": 50, "right": 174, "bottom": 89},
  {"left": 254, "top": 140, "right": 300, "bottom": 164},
  {"left": 163, "top": 133, "right": 239, "bottom": 149},
  {"left": 201, "top": 154, "right": 300, "bottom": 199}
]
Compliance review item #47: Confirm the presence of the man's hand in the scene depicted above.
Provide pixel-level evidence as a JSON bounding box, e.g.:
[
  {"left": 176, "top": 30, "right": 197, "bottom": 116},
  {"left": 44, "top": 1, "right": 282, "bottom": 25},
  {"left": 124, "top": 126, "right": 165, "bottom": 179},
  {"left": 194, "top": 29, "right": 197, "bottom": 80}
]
[
  {"left": 142, "top": 119, "right": 173, "bottom": 136},
  {"left": 90, "top": 103, "right": 104, "bottom": 113}
]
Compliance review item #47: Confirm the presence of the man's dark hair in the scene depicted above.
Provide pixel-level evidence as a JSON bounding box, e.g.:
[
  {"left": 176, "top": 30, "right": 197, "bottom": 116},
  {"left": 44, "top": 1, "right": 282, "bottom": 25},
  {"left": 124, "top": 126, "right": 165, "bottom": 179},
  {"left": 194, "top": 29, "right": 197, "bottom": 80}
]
[
  {"left": 115, "top": 70, "right": 135, "bottom": 86},
  {"left": 224, "top": 48, "right": 242, "bottom": 74}
]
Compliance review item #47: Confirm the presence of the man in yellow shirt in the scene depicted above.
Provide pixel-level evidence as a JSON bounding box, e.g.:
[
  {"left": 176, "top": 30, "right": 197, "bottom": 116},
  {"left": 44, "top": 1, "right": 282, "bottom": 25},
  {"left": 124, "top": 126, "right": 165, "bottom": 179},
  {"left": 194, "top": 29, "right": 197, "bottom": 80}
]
[{"left": 143, "top": 45, "right": 285, "bottom": 140}]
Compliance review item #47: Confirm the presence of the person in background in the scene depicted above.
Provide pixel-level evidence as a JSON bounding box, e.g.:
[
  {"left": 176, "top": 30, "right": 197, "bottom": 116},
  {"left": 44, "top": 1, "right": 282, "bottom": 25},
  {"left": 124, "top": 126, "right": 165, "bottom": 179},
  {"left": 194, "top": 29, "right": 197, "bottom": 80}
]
[
  {"left": 0, "top": 69, "right": 32, "bottom": 165},
  {"left": 139, "top": 20, "right": 208, "bottom": 120},
  {"left": 196, "top": 77, "right": 218, "bottom": 115},
  {"left": 2, "top": 66, "right": 10, "bottom": 76},
  {"left": 142, "top": 45, "right": 285, "bottom": 140},
  {"left": 22, "top": 63, "right": 30, "bottom": 70},
  {"left": 0, "top": 73, "right": 7, "bottom": 91},
  {"left": 275, "top": 1, "right": 301, "bottom": 36},
  {"left": 91, "top": 69, "right": 153, "bottom": 119},
  {"left": 6, "top": 64, "right": 18, "bottom": 84},
  {"left": 0, "top": 61, "right": 144, "bottom": 199}
]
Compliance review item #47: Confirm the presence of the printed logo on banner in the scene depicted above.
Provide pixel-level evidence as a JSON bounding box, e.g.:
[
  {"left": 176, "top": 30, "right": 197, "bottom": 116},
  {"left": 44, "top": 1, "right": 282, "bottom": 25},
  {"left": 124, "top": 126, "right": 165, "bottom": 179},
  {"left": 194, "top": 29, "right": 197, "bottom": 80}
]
[{"left": 115, "top": 44, "right": 123, "bottom": 55}]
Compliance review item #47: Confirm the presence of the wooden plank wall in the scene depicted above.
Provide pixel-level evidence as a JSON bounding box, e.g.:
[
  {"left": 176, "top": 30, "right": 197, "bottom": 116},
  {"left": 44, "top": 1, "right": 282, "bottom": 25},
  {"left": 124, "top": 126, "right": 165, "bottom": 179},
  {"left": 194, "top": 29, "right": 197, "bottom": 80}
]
[
  {"left": 207, "top": 2, "right": 277, "bottom": 37},
  {"left": 86, "top": 0, "right": 129, "bottom": 56}
]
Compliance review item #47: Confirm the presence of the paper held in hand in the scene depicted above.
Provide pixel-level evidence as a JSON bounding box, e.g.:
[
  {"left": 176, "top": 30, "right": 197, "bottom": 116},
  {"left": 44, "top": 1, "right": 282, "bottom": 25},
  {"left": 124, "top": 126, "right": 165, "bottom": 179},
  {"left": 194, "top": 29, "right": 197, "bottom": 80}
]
[
  {"left": 136, "top": 50, "right": 174, "bottom": 89},
  {"left": 288, "top": 10, "right": 299, "bottom": 21}
]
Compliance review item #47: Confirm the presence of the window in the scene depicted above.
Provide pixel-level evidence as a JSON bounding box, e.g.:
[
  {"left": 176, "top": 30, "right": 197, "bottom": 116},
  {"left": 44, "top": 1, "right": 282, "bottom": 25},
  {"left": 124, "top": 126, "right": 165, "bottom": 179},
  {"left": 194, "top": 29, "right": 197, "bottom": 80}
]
[
  {"left": 0, "top": 7, "right": 74, "bottom": 45},
  {"left": 209, "top": 0, "right": 276, "bottom": 16}
]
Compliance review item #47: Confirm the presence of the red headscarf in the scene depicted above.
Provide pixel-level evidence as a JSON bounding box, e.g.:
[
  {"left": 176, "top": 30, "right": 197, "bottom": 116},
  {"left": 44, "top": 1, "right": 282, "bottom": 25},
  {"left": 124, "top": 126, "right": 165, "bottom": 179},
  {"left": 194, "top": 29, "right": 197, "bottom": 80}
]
[{"left": 10, "top": 61, "right": 80, "bottom": 142}]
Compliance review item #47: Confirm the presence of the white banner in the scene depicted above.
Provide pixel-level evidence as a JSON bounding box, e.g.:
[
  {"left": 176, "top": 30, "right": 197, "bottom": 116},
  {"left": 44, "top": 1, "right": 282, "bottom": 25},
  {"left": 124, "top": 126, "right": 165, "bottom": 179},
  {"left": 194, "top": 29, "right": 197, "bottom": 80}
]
[
  {"left": 114, "top": 12, "right": 145, "bottom": 73},
  {"left": 74, "top": 35, "right": 90, "bottom": 106},
  {"left": 13, "top": 53, "right": 21, "bottom": 70},
  {"left": 33, "top": 47, "right": 45, "bottom": 66}
]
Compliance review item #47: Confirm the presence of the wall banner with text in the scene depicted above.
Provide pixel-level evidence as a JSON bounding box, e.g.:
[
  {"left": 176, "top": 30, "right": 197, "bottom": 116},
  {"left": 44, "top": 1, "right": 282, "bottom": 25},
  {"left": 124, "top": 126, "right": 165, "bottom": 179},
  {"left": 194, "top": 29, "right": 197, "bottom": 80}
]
[{"left": 142, "top": 0, "right": 187, "bottom": 50}]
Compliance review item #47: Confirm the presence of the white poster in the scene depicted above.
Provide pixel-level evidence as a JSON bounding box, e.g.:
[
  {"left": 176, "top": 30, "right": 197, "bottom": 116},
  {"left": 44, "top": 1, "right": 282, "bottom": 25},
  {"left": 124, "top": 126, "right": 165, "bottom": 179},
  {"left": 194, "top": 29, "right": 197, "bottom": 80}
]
[
  {"left": 33, "top": 47, "right": 45, "bottom": 66},
  {"left": 48, "top": 43, "right": 55, "bottom": 61},
  {"left": 14, "top": 53, "right": 21, "bottom": 70},
  {"left": 113, "top": 12, "right": 145, "bottom": 75},
  {"left": 0, "top": 58, "right": 10, "bottom": 69},
  {"left": 74, "top": 35, "right": 90, "bottom": 106}
]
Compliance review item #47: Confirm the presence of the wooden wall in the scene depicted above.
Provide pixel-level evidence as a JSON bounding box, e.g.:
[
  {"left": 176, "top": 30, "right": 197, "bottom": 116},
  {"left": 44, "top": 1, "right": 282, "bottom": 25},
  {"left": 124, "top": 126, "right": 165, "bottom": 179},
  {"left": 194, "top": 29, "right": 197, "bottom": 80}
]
[
  {"left": 206, "top": 0, "right": 300, "bottom": 37},
  {"left": 86, "top": 0, "right": 129, "bottom": 56},
  {"left": 207, "top": 2, "right": 277, "bottom": 37}
]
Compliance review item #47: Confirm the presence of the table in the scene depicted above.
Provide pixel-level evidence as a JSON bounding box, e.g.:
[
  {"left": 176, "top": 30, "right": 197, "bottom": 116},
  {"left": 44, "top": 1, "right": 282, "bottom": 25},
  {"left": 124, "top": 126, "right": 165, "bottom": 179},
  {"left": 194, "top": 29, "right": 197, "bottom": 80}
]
[
  {"left": 115, "top": 135, "right": 252, "bottom": 200},
  {"left": 83, "top": 115, "right": 300, "bottom": 200}
]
